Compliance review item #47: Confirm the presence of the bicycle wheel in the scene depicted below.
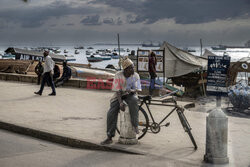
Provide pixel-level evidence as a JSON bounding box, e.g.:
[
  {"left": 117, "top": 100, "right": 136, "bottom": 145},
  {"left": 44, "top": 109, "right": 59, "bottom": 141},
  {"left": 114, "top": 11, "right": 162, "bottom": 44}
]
[
  {"left": 116, "top": 106, "right": 149, "bottom": 140},
  {"left": 177, "top": 108, "right": 198, "bottom": 150},
  {"left": 137, "top": 107, "right": 149, "bottom": 139}
]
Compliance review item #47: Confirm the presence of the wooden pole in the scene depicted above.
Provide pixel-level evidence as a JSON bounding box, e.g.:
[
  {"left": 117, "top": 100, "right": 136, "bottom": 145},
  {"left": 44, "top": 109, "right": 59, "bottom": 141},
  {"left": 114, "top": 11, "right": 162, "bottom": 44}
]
[
  {"left": 200, "top": 38, "right": 203, "bottom": 56},
  {"left": 117, "top": 33, "right": 121, "bottom": 70},
  {"left": 201, "top": 70, "right": 207, "bottom": 97}
]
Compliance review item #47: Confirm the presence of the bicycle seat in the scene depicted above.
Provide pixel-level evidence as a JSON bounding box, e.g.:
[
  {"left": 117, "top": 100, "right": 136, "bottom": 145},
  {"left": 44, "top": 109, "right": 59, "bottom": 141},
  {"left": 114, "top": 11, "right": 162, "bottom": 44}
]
[{"left": 138, "top": 95, "right": 152, "bottom": 101}]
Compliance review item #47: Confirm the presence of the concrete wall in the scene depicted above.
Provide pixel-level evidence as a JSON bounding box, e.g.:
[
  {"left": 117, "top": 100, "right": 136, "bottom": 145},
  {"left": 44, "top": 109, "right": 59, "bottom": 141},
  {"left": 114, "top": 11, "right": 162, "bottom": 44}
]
[{"left": 0, "top": 72, "right": 159, "bottom": 95}]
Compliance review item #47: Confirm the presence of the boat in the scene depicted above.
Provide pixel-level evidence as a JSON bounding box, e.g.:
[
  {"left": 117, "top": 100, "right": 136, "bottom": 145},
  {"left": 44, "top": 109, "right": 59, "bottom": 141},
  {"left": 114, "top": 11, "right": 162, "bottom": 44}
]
[
  {"left": 111, "top": 55, "right": 119, "bottom": 59},
  {"left": 75, "top": 50, "right": 80, "bottom": 54},
  {"left": 87, "top": 55, "right": 103, "bottom": 62},
  {"left": 86, "top": 50, "right": 93, "bottom": 55},
  {"left": 87, "top": 47, "right": 94, "bottom": 49},
  {"left": 211, "top": 45, "right": 227, "bottom": 50},
  {"left": 183, "top": 47, "right": 196, "bottom": 53},
  {"left": 105, "top": 52, "right": 119, "bottom": 59},
  {"left": 212, "top": 41, "right": 250, "bottom": 49},
  {"left": 113, "top": 48, "right": 126, "bottom": 52},
  {"left": 109, "top": 52, "right": 119, "bottom": 59},
  {"left": 101, "top": 56, "right": 111, "bottom": 60},
  {"left": 64, "top": 55, "right": 76, "bottom": 61},
  {"left": 53, "top": 49, "right": 61, "bottom": 54},
  {"left": 64, "top": 49, "right": 68, "bottom": 53},
  {"left": 2, "top": 53, "right": 15, "bottom": 59},
  {"left": 127, "top": 48, "right": 130, "bottom": 52},
  {"left": 74, "top": 46, "right": 84, "bottom": 49},
  {"left": 94, "top": 53, "right": 111, "bottom": 60}
]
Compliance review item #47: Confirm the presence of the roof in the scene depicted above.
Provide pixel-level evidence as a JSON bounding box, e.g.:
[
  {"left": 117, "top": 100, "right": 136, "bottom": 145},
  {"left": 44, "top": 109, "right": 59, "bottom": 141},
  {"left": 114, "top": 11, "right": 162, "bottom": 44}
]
[
  {"left": 5, "top": 47, "right": 67, "bottom": 62},
  {"left": 160, "top": 42, "right": 207, "bottom": 77}
]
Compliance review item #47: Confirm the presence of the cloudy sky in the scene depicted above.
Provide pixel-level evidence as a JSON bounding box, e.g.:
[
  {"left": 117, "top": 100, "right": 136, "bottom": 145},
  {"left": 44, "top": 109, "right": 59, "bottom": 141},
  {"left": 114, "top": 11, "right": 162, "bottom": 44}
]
[{"left": 1, "top": 0, "right": 250, "bottom": 46}]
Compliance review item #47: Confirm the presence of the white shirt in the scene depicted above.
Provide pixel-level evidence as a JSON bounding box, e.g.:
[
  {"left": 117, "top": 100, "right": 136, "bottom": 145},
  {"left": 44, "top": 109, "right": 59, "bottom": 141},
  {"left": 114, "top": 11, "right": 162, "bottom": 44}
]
[
  {"left": 43, "top": 55, "right": 55, "bottom": 73},
  {"left": 110, "top": 71, "right": 141, "bottom": 102}
]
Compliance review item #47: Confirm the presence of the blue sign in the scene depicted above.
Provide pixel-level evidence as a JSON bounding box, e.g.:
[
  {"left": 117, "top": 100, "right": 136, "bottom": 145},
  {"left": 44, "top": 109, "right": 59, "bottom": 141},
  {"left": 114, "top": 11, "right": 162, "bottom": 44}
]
[{"left": 206, "top": 55, "right": 231, "bottom": 96}]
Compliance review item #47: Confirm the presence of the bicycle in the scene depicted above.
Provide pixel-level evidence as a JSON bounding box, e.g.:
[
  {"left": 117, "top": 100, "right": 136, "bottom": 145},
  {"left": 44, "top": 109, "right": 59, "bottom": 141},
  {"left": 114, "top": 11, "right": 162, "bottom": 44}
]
[{"left": 117, "top": 91, "right": 198, "bottom": 150}]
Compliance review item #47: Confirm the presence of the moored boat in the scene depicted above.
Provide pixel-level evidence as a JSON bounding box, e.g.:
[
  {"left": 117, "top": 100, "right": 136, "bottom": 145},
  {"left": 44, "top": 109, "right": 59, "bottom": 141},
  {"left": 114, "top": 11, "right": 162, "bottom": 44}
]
[
  {"left": 2, "top": 53, "right": 16, "bottom": 59},
  {"left": 211, "top": 45, "right": 227, "bottom": 50},
  {"left": 75, "top": 50, "right": 80, "bottom": 54},
  {"left": 74, "top": 46, "right": 84, "bottom": 49},
  {"left": 101, "top": 56, "right": 111, "bottom": 60},
  {"left": 111, "top": 53, "right": 119, "bottom": 59},
  {"left": 87, "top": 55, "right": 103, "bottom": 62},
  {"left": 86, "top": 50, "right": 93, "bottom": 55}
]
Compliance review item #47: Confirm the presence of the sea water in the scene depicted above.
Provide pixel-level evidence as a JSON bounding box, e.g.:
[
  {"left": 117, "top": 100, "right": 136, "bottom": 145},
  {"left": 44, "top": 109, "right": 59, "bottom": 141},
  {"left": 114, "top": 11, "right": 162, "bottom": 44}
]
[
  {"left": 0, "top": 45, "right": 249, "bottom": 83},
  {"left": 0, "top": 45, "right": 250, "bottom": 68}
]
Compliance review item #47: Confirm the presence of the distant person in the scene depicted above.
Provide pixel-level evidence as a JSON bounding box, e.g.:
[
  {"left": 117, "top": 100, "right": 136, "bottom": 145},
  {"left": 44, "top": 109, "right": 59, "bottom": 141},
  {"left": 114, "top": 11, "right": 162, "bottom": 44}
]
[
  {"left": 53, "top": 64, "right": 60, "bottom": 80},
  {"left": 55, "top": 61, "right": 72, "bottom": 87},
  {"left": 101, "top": 58, "right": 142, "bottom": 145},
  {"left": 34, "top": 51, "right": 56, "bottom": 96},
  {"left": 35, "top": 60, "right": 44, "bottom": 85},
  {"left": 148, "top": 51, "right": 157, "bottom": 96}
]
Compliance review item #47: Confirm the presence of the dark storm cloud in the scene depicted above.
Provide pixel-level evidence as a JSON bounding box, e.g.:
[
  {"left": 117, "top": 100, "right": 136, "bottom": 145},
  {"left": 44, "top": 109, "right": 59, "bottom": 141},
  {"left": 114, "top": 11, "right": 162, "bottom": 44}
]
[
  {"left": 102, "top": 17, "right": 123, "bottom": 25},
  {"left": 81, "top": 15, "right": 101, "bottom": 25},
  {"left": 0, "top": 1, "right": 101, "bottom": 28},
  {"left": 65, "top": 23, "right": 75, "bottom": 26},
  {"left": 91, "top": 0, "right": 250, "bottom": 24},
  {"left": 103, "top": 18, "right": 114, "bottom": 25}
]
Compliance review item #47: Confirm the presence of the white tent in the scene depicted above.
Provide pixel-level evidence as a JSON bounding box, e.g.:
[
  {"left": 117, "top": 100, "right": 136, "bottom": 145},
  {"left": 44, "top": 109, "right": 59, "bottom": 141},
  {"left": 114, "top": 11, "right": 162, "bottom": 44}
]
[{"left": 160, "top": 42, "right": 207, "bottom": 77}]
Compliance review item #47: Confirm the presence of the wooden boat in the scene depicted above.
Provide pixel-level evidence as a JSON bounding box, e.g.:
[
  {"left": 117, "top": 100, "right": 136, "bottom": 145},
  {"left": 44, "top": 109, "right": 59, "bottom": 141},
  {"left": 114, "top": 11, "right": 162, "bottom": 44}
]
[
  {"left": 101, "top": 56, "right": 111, "bottom": 60},
  {"left": 87, "top": 55, "right": 103, "bottom": 62},
  {"left": 86, "top": 50, "right": 92, "bottom": 55},
  {"left": 75, "top": 50, "right": 80, "bottom": 54},
  {"left": 111, "top": 53, "right": 119, "bottom": 59},
  {"left": 74, "top": 46, "right": 84, "bottom": 49}
]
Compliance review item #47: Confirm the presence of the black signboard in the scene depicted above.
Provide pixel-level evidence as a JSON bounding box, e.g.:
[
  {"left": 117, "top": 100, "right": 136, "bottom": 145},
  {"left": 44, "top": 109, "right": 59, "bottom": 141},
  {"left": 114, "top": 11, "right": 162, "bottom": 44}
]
[{"left": 206, "top": 55, "right": 231, "bottom": 96}]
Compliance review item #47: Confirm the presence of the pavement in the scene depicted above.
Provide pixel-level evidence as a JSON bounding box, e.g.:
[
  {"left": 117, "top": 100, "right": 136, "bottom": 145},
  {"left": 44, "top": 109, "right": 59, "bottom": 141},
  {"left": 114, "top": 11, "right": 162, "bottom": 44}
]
[
  {"left": 0, "top": 129, "right": 195, "bottom": 167},
  {"left": 0, "top": 80, "right": 250, "bottom": 167}
]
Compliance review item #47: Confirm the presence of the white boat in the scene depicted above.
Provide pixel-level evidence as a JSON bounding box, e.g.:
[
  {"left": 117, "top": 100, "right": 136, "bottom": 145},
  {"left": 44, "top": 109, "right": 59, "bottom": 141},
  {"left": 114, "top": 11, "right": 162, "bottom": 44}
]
[
  {"left": 86, "top": 50, "right": 93, "bottom": 55},
  {"left": 2, "top": 53, "right": 15, "bottom": 59},
  {"left": 64, "top": 49, "right": 68, "bottom": 53}
]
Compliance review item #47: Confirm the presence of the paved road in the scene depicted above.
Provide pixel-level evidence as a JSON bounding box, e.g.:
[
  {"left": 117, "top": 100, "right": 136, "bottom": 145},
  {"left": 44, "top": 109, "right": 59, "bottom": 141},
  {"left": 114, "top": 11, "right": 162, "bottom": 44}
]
[
  {"left": 0, "top": 129, "right": 195, "bottom": 167},
  {"left": 0, "top": 81, "right": 249, "bottom": 167}
]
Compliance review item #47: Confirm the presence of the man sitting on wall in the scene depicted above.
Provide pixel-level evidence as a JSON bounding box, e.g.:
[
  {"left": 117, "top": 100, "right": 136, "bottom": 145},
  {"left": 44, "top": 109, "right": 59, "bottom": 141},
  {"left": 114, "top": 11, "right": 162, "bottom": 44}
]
[
  {"left": 101, "top": 58, "right": 142, "bottom": 145},
  {"left": 55, "top": 61, "right": 71, "bottom": 87}
]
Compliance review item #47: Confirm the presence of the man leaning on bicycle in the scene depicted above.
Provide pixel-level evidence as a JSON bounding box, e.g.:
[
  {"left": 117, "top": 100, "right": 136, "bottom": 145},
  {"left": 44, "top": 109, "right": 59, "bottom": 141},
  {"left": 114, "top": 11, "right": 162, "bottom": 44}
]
[{"left": 101, "top": 58, "right": 142, "bottom": 145}]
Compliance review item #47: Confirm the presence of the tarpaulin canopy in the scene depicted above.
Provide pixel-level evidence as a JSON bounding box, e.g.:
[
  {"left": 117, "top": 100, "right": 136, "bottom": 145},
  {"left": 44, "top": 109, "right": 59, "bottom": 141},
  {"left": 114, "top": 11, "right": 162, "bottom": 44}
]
[{"left": 160, "top": 42, "right": 207, "bottom": 78}]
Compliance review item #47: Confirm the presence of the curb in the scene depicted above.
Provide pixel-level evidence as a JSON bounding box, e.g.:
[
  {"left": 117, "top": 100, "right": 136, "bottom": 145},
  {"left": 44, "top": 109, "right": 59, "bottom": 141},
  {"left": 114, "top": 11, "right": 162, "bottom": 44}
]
[{"left": 0, "top": 120, "right": 144, "bottom": 155}]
